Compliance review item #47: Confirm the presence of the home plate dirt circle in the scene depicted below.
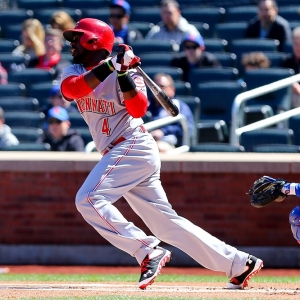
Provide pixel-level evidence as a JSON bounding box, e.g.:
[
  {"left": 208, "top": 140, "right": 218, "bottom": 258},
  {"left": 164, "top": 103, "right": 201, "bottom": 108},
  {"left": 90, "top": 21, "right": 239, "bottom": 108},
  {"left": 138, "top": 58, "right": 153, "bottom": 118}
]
[{"left": 1, "top": 283, "right": 300, "bottom": 299}]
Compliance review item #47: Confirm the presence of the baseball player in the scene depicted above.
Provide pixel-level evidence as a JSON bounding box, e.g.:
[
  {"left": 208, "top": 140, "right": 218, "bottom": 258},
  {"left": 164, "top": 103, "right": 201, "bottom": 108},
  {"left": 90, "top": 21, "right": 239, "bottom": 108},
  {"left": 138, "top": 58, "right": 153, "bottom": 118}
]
[
  {"left": 61, "top": 18, "right": 263, "bottom": 290},
  {"left": 248, "top": 175, "right": 300, "bottom": 244}
]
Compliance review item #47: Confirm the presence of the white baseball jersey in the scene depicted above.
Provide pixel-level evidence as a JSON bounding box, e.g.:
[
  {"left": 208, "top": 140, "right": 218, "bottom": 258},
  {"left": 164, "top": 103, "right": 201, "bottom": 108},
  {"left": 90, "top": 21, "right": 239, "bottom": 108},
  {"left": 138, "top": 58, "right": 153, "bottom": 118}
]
[{"left": 61, "top": 64, "right": 146, "bottom": 153}]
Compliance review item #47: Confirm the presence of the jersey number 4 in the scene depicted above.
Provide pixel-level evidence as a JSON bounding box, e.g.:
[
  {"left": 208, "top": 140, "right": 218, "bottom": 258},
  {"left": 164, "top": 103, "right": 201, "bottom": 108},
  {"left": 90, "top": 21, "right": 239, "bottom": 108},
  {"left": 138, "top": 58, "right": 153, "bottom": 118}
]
[{"left": 102, "top": 118, "right": 111, "bottom": 136}]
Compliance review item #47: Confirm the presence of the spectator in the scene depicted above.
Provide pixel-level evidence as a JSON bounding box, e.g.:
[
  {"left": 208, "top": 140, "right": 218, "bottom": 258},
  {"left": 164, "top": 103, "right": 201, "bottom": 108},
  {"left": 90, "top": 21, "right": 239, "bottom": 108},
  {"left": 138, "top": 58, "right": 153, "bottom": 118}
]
[
  {"left": 48, "top": 11, "right": 75, "bottom": 32},
  {"left": 281, "top": 27, "right": 300, "bottom": 108},
  {"left": 148, "top": 73, "right": 194, "bottom": 152},
  {"left": 145, "top": 0, "right": 200, "bottom": 50},
  {"left": 0, "top": 63, "right": 8, "bottom": 84},
  {"left": 109, "top": 0, "right": 143, "bottom": 45},
  {"left": 242, "top": 51, "right": 271, "bottom": 71},
  {"left": 0, "top": 107, "right": 19, "bottom": 148},
  {"left": 28, "top": 28, "right": 71, "bottom": 81},
  {"left": 170, "top": 33, "right": 221, "bottom": 82},
  {"left": 244, "top": 0, "right": 292, "bottom": 52},
  {"left": 12, "top": 18, "right": 45, "bottom": 60},
  {"left": 38, "top": 106, "right": 85, "bottom": 151}
]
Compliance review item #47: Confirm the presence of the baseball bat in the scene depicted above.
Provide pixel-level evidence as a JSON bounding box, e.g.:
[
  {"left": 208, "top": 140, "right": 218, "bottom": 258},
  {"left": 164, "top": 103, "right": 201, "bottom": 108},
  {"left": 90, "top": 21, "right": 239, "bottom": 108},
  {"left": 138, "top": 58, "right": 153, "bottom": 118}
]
[{"left": 136, "top": 66, "right": 179, "bottom": 117}]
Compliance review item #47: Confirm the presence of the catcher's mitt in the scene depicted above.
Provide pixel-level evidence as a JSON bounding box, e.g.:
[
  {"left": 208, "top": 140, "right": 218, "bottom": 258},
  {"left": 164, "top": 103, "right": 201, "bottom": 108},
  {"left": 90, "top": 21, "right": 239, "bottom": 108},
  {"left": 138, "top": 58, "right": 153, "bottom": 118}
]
[{"left": 247, "top": 176, "right": 288, "bottom": 208}]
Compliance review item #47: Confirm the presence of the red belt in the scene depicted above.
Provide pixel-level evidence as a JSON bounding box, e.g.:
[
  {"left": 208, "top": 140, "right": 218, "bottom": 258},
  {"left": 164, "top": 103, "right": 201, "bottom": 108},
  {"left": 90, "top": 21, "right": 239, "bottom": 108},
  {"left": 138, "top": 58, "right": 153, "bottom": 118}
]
[{"left": 101, "top": 125, "right": 147, "bottom": 156}]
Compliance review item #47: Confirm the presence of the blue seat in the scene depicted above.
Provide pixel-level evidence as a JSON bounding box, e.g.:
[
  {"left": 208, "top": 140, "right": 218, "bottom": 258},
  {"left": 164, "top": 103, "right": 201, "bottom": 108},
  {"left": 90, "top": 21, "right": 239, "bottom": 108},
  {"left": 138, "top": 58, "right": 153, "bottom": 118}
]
[
  {"left": 196, "top": 80, "right": 246, "bottom": 126},
  {"left": 211, "top": 52, "right": 237, "bottom": 68},
  {"left": 244, "top": 104, "right": 274, "bottom": 125},
  {"left": 16, "top": 0, "right": 61, "bottom": 9},
  {"left": 130, "top": 40, "right": 177, "bottom": 56},
  {"left": 8, "top": 69, "right": 55, "bottom": 93},
  {"left": 0, "top": 143, "right": 51, "bottom": 151},
  {"left": 34, "top": 8, "right": 82, "bottom": 24},
  {"left": 181, "top": 7, "right": 226, "bottom": 32},
  {"left": 2, "top": 24, "right": 22, "bottom": 41},
  {"left": 27, "top": 82, "right": 56, "bottom": 108},
  {"left": 0, "top": 97, "right": 39, "bottom": 112},
  {"left": 5, "top": 111, "right": 45, "bottom": 128},
  {"left": 214, "top": 22, "right": 248, "bottom": 45},
  {"left": 189, "top": 67, "right": 239, "bottom": 95},
  {"left": 262, "top": 51, "right": 286, "bottom": 67},
  {"left": 190, "top": 22, "right": 211, "bottom": 38},
  {"left": 130, "top": 22, "right": 154, "bottom": 37},
  {"left": 243, "top": 68, "right": 295, "bottom": 113},
  {"left": 0, "top": 53, "right": 29, "bottom": 73},
  {"left": 140, "top": 52, "right": 177, "bottom": 67},
  {"left": 252, "top": 144, "right": 300, "bottom": 153},
  {"left": 203, "top": 38, "right": 228, "bottom": 52},
  {"left": 279, "top": 6, "right": 300, "bottom": 22},
  {"left": 81, "top": 8, "right": 109, "bottom": 22},
  {"left": 240, "top": 128, "right": 294, "bottom": 152},
  {"left": 69, "top": 112, "right": 88, "bottom": 129},
  {"left": 190, "top": 143, "right": 245, "bottom": 152},
  {"left": 177, "top": 95, "right": 200, "bottom": 126},
  {"left": 0, "top": 10, "right": 33, "bottom": 34},
  {"left": 225, "top": 6, "right": 257, "bottom": 22},
  {"left": 289, "top": 115, "right": 300, "bottom": 146},
  {"left": 283, "top": 40, "right": 293, "bottom": 54},
  {"left": 11, "top": 127, "right": 44, "bottom": 143},
  {"left": 63, "top": 0, "right": 107, "bottom": 9},
  {"left": 141, "top": 66, "right": 183, "bottom": 81},
  {"left": 197, "top": 120, "right": 229, "bottom": 143},
  {"left": 131, "top": 7, "right": 161, "bottom": 24},
  {"left": 0, "top": 82, "right": 26, "bottom": 97},
  {"left": 174, "top": 81, "right": 192, "bottom": 96},
  {"left": 76, "top": 128, "right": 93, "bottom": 146},
  {"left": 126, "top": 0, "right": 158, "bottom": 7},
  {"left": 0, "top": 39, "right": 21, "bottom": 53}
]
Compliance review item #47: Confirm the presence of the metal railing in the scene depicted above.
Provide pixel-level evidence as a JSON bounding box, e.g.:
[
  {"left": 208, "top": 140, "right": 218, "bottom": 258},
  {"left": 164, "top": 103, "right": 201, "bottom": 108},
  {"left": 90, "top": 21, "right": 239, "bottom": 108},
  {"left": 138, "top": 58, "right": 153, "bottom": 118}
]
[
  {"left": 230, "top": 73, "right": 300, "bottom": 146},
  {"left": 85, "top": 114, "right": 190, "bottom": 154}
]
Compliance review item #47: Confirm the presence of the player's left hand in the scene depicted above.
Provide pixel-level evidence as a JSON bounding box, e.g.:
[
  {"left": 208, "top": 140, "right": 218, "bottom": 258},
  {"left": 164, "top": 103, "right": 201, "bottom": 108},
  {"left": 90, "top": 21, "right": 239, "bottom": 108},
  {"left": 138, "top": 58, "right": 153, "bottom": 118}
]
[{"left": 111, "top": 44, "right": 140, "bottom": 73}]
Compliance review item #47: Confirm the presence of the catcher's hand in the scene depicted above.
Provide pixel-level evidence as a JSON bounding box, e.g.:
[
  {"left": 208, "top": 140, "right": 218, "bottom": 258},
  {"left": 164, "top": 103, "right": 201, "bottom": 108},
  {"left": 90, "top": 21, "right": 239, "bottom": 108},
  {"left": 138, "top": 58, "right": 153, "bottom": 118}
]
[{"left": 247, "top": 176, "right": 288, "bottom": 208}]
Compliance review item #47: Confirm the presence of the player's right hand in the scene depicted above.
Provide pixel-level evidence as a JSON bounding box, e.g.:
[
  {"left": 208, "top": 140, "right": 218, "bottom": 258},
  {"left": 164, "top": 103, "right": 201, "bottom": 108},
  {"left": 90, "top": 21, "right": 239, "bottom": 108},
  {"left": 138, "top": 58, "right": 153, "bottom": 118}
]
[{"left": 111, "top": 44, "right": 139, "bottom": 73}]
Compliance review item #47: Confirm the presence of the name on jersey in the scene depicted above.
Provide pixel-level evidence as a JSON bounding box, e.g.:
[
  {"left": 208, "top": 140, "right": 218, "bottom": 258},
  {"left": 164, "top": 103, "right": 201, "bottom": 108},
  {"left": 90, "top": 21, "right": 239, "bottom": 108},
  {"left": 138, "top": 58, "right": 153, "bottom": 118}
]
[{"left": 76, "top": 98, "right": 116, "bottom": 115}]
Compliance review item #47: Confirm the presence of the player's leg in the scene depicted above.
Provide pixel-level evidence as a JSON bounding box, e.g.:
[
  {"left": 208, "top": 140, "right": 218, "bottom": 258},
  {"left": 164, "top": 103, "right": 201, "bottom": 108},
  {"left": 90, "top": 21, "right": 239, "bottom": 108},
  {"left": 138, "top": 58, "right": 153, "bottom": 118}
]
[{"left": 124, "top": 172, "right": 263, "bottom": 289}]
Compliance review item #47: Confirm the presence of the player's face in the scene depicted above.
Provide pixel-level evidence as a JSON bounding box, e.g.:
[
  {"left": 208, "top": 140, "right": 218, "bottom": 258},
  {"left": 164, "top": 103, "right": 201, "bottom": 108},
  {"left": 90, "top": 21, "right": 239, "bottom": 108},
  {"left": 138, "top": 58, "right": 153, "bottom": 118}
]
[{"left": 70, "top": 33, "right": 88, "bottom": 64}]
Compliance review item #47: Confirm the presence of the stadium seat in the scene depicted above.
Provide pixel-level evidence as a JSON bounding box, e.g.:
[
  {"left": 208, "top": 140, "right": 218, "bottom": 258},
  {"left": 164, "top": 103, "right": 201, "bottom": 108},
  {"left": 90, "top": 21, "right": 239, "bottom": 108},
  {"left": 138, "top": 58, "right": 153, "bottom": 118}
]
[
  {"left": 289, "top": 115, "right": 300, "bottom": 146},
  {"left": 16, "top": 0, "right": 61, "bottom": 9},
  {"left": 131, "top": 7, "right": 161, "bottom": 24},
  {"left": 0, "top": 143, "right": 51, "bottom": 151},
  {"left": 210, "top": 52, "right": 237, "bottom": 68},
  {"left": 76, "top": 128, "right": 93, "bottom": 146},
  {"left": 0, "top": 97, "right": 39, "bottom": 112},
  {"left": 196, "top": 80, "right": 246, "bottom": 126},
  {"left": 224, "top": 6, "right": 257, "bottom": 22},
  {"left": 34, "top": 8, "right": 82, "bottom": 24},
  {"left": 69, "top": 112, "right": 88, "bottom": 128},
  {"left": 240, "top": 128, "right": 294, "bottom": 152},
  {"left": 243, "top": 68, "right": 295, "bottom": 113},
  {"left": 141, "top": 66, "right": 183, "bottom": 81},
  {"left": 81, "top": 8, "right": 109, "bottom": 22},
  {"left": 142, "top": 111, "right": 152, "bottom": 123},
  {"left": 8, "top": 69, "right": 55, "bottom": 93},
  {"left": 252, "top": 144, "right": 300, "bottom": 153},
  {"left": 0, "top": 10, "right": 33, "bottom": 34},
  {"left": 202, "top": 38, "right": 228, "bottom": 52},
  {"left": 283, "top": 40, "right": 293, "bottom": 54},
  {"left": 5, "top": 111, "right": 45, "bottom": 128},
  {"left": 174, "top": 81, "right": 192, "bottom": 96},
  {"left": 11, "top": 127, "right": 44, "bottom": 143},
  {"left": 130, "top": 22, "right": 155, "bottom": 37},
  {"left": 181, "top": 7, "right": 226, "bottom": 32},
  {"left": 262, "top": 51, "right": 286, "bottom": 68},
  {"left": 0, "top": 82, "right": 26, "bottom": 97},
  {"left": 0, "top": 53, "right": 29, "bottom": 73},
  {"left": 189, "top": 68, "right": 239, "bottom": 95},
  {"left": 244, "top": 104, "right": 274, "bottom": 125},
  {"left": 139, "top": 52, "right": 177, "bottom": 67},
  {"left": 63, "top": 0, "right": 107, "bottom": 9},
  {"left": 214, "top": 22, "right": 248, "bottom": 45},
  {"left": 289, "top": 21, "right": 300, "bottom": 32},
  {"left": 27, "top": 82, "right": 56, "bottom": 108},
  {"left": 126, "top": 0, "right": 158, "bottom": 7},
  {"left": 130, "top": 40, "right": 177, "bottom": 56},
  {"left": 190, "top": 22, "right": 211, "bottom": 38},
  {"left": 196, "top": 120, "right": 229, "bottom": 143},
  {"left": 279, "top": 6, "right": 300, "bottom": 22},
  {"left": 0, "top": 39, "right": 21, "bottom": 53},
  {"left": 190, "top": 143, "right": 245, "bottom": 152},
  {"left": 2, "top": 24, "right": 23, "bottom": 41}
]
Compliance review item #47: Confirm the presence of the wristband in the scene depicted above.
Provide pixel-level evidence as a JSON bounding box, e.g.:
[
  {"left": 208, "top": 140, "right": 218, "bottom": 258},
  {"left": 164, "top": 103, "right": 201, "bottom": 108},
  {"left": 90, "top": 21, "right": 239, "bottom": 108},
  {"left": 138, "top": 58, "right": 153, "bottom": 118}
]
[
  {"left": 117, "top": 71, "right": 136, "bottom": 92},
  {"left": 92, "top": 61, "right": 114, "bottom": 82}
]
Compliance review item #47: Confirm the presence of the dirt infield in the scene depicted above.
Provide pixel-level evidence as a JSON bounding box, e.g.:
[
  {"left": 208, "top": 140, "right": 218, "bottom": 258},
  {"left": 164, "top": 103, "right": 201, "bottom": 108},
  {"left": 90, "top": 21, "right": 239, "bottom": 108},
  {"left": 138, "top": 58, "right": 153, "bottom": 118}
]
[{"left": 1, "top": 266, "right": 300, "bottom": 299}]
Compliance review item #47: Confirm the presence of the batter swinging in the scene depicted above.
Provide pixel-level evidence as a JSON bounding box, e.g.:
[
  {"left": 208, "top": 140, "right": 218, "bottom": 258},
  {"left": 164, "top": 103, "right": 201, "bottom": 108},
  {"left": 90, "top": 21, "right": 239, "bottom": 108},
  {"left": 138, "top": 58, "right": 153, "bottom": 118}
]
[{"left": 61, "top": 18, "right": 263, "bottom": 290}]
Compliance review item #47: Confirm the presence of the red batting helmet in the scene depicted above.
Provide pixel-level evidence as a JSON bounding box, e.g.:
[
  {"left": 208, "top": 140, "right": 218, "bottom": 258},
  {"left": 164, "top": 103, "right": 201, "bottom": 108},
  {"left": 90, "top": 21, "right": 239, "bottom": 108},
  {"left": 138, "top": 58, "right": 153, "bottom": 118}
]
[{"left": 63, "top": 18, "right": 114, "bottom": 53}]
